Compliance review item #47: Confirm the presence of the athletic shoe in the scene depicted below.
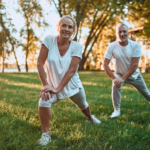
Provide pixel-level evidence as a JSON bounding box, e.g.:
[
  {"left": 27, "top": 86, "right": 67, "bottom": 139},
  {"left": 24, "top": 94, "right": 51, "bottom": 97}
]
[
  {"left": 110, "top": 110, "right": 120, "bottom": 118},
  {"left": 86, "top": 115, "right": 101, "bottom": 124},
  {"left": 38, "top": 132, "right": 51, "bottom": 146}
]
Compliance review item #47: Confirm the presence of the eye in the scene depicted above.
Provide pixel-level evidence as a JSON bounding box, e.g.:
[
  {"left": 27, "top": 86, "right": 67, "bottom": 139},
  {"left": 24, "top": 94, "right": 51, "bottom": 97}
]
[
  {"left": 62, "top": 24, "right": 66, "bottom": 27},
  {"left": 69, "top": 26, "right": 73, "bottom": 29}
]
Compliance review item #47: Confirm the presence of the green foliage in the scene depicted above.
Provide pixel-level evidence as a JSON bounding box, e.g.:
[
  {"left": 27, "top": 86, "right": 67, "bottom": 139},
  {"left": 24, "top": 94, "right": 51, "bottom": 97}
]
[
  {"left": 0, "top": 0, "right": 20, "bottom": 71},
  {"left": 18, "top": 0, "right": 49, "bottom": 72},
  {"left": 0, "top": 72, "right": 150, "bottom": 149},
  {"left": 50, "top": 0, "right": 130, "bottom": 70},
  {"left": 127, "top": 0, "right": 150, "bottom": 39}
]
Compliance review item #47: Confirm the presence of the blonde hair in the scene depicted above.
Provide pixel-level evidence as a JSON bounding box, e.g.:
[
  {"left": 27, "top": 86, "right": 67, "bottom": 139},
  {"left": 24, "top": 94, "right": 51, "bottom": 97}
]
[{"left": 56, "top": 15, "right": 77, "bottom": 40}]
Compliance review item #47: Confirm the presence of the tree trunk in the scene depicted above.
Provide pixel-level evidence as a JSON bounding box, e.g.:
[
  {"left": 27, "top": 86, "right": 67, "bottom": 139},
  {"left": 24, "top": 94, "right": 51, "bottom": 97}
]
[
  {"left": 1, "top": 47, "right": 4, "bottom": 73},
  {"left": 26, "top": 26, "right": 29, "bottom": 72},
  {"left": 25, "top": 57, "right": 28, "bottom": 72},
  {"left": 13, "top": 50, "right": 20, "bottom": 72},
  {"left": 78, "top": 56, "right": 86, "bottom": 70},
  {"left": 1, "top": 30, "right": 5, "bottom": 73},
  {"left": 25, "top": 46, "right": 28, "bottom": 72}
]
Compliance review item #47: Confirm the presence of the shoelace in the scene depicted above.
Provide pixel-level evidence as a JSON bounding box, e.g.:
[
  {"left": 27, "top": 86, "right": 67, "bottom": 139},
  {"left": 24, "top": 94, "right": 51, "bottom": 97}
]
[{"left": 43, "top": 134, "right": 50, "bottom": 138}]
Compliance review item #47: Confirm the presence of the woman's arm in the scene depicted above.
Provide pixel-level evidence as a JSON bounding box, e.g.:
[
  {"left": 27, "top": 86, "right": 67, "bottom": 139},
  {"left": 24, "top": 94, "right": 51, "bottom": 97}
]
[
  {"left": 37, "top": 44, "right": 49, "bottom": 86},
  {"left": 37, "top": 44, "right": 53, "bottom": 100},
  {"left": 56, "top": 56, "right": 81, "bottom": 92},
  {"left": 42, "top": 56, "right": 81, "bottom": 93}
]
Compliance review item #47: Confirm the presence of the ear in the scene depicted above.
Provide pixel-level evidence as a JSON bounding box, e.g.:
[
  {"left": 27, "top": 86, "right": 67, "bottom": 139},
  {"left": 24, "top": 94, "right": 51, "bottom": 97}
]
[{"left": 57, "top": 25, "right": 60, "bottom": 32}]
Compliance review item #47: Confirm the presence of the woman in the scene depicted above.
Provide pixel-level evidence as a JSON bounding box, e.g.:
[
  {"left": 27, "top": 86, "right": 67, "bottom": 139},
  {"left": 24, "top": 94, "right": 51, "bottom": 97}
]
[{"left": 37, "top": 15, "right": 101, "bottom": 146}]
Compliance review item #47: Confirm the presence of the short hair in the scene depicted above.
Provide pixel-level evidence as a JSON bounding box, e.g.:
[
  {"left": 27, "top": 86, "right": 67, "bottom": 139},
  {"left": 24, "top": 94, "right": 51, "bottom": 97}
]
[
  {"left": 116, "top": 23, "right": 128, "bottom": 35},
  {"left": 56, "top": 15, "right": 77, "bottom": 40}
]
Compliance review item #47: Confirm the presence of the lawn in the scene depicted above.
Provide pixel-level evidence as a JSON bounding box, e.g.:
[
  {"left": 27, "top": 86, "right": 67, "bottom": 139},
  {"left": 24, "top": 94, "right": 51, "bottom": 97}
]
[{"left": 0, "top": 71, "right": 150, "bottom": 150}]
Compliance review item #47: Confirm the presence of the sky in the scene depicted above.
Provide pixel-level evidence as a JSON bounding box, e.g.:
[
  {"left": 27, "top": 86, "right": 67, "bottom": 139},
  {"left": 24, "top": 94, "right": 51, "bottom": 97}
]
[
  {"left": 2, "top": 0, "right": 150, "bottom": 65},
  {"left": 4, "top": 0, "right": 60, "bottom": 64}
]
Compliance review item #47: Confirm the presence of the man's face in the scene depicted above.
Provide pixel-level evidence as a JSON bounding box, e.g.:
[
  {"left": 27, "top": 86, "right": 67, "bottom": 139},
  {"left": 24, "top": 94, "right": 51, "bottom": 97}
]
[{"left": 116, "top": 25, "right": 128, "bottom": 42}]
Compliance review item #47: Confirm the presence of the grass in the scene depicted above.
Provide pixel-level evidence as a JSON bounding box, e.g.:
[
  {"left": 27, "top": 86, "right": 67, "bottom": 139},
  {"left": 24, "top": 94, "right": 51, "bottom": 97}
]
[{"left": 0, "top": 71, "right": 150, "bottom": 150}]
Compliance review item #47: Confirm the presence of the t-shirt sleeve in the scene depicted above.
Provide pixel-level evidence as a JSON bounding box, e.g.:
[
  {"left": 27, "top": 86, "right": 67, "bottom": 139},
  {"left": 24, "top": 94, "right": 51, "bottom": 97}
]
[
  {"left": 71, "top": 43, "right": 82, "bottom": 59},
  {"left": 42, "top": 35, "right": 51, "bottom": 50},
  {"left": 104, "top": 44, "right": 113, "bottom": 60},
  {"left": 133, "top": 43, "right": 142, "bottom": 57}
]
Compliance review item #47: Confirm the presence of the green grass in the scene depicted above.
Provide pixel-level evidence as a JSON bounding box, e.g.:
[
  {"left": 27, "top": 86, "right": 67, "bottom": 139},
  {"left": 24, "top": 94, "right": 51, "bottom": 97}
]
[{"left": 0, "top": 71, "right": 150, "bottom": 150}]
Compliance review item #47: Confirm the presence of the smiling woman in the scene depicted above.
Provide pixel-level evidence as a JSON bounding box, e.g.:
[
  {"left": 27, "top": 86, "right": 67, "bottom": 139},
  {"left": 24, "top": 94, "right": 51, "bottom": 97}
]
[
  {"left": 36, "top": 15, "right": 101, "bottom": 146},
  {"left": 56, "top": 15, "right": 77, "bottom": 41}
]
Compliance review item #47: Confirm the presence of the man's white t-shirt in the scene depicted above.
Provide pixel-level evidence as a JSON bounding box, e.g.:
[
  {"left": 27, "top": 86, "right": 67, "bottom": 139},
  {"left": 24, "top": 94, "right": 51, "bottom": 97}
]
[
  {"left": 104, "top": 39, "right": 142, "bottom": 80},
  {"left": 42, "top": 35, "right": 83, "bottom": 99}
]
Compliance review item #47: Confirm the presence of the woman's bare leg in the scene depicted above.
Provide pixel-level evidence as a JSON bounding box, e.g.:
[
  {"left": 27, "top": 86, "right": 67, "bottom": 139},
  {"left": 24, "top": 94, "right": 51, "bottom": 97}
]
[
  {"left": 81, "top": 106, "right": 92, "bottom": 119},
  {"left": 38, "top": 106, "right": 52, "bottom": 133}
]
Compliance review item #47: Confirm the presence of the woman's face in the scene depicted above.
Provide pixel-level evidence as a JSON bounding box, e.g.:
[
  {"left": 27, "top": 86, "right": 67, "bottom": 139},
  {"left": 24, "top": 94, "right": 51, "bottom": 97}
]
[{"left": 58, "top": 18, "right": 74, "bottom": 39}]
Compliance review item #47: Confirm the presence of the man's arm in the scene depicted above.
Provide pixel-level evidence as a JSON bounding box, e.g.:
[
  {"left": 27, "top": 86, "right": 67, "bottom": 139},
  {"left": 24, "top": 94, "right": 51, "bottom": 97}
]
[
  {"left": 114, "top": 57, "right": 140, "bottom": 86},
  {"left": 103, "top": 58, "right": 116, "bottom": 80},
  {"left": 103, "top": 58, "right": 122, "bottom": 88},
  {"left": 122, "top": 57, "right": 140, "bottom": 81}
]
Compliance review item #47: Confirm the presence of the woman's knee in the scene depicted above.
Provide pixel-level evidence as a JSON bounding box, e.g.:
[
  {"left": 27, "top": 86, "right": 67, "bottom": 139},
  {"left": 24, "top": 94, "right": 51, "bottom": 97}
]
[
  {"left": 69, "top": 88, "right": 89, "bottom": 110},
  {"left": 79, "top": 102, "right": 89, "bottom": 110},
  {"left": 38, "top": 94, "right": 58, "bottom": 107}
]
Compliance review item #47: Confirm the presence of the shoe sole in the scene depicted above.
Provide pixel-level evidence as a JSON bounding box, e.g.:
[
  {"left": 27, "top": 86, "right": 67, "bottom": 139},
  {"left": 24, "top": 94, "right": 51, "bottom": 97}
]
[{"left": 110, "top": 115, "right": 120, "bottom": 118}]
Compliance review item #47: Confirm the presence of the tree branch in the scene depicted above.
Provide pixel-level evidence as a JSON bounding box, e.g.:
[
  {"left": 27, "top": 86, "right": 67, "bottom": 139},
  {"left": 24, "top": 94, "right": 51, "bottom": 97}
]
[{"left": 52, "top": 0, "right": 62, "bottom": 17}]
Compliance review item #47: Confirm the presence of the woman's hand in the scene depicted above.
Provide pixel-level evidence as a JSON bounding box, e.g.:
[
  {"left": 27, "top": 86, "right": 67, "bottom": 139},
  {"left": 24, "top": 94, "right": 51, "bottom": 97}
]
[
  {"left": 40, "top": 85, "right": 59, "bottom": 100},
  {"left": 41, "top": 85, "right": 58, "bottom": 94},
  {"left": 40, "top": 91, "right": 52, "bottom": 101}
]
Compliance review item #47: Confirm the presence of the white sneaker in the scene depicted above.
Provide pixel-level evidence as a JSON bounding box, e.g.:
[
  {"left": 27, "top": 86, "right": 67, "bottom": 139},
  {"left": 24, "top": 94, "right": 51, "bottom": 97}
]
[
  {"left": 38, "top": 132, "right": 51, "bottom": 146},
  {"left": 86, "top": 115, "right": 101, "bottom": 124},
  {"left": 110, "top": 110, "right": 120, "bottom": 118}
]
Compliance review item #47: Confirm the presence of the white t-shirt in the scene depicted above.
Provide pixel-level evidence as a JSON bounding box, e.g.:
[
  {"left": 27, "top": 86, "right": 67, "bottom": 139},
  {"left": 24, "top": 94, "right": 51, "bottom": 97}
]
[
  {"left": 104, "top": 39, "right": 142, "bottom": 80},
  {"left": 42, "top": 35, "right": 83, "bottom": 99}
]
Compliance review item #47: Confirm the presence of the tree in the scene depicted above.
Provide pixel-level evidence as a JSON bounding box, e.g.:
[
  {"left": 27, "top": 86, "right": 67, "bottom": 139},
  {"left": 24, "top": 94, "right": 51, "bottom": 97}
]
[
  {"left": 0, "top": 0, "right": 6, "bottom": 73},
  {"left": 0, "top": 0, "right": 21, "bottom": 72},
  {"left": 49, "top": 0, "right": 128, "bottom": 70},
  {"left": 92, "top": 25, "right": 116, "bottom": 70},
  {"left": 18, "top": 0, "right": 48, "bottom": 72},
  {"left": 6, "top": 23, "right": 21, "bottom": 72},
  {"left": 127, "top": 0, "right": 150, "bottom": 39},
  {"left": 127, "top": 0, "right": 150, "bottom": 72}
]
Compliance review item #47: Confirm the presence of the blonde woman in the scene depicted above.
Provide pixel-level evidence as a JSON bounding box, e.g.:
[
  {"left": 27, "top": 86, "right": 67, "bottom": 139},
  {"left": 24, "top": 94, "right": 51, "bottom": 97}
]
[{"left": 37, "top": 15, "right": 101, "bottom": 146}]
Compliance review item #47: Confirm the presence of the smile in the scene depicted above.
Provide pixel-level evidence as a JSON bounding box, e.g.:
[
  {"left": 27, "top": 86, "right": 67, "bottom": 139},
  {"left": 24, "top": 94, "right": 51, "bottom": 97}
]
[{"left": 62, "top": 32, "right": 69, "bottom": 35}]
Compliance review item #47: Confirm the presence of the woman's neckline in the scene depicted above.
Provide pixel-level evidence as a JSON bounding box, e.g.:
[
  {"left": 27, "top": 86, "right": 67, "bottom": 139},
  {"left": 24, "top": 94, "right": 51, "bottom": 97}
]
[{"left": 56, "top": 36, "right": 73, "bottom": 58}]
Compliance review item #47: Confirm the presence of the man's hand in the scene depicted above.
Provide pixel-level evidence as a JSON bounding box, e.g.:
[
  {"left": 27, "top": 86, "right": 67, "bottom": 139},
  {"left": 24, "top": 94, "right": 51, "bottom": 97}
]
[{"left": 113, "top": 77, "right": 125, "bottom": 88}]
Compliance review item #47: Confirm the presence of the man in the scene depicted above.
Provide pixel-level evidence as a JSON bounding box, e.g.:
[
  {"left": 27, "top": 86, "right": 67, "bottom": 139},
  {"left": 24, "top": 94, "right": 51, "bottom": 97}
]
[{"left": 103, "top": 23, "right": 150, "bottom": 118}]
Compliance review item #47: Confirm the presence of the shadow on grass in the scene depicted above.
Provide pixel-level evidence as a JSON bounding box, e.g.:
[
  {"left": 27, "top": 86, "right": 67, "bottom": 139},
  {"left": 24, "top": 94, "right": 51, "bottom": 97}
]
[
  {"left": 0, "top": 73, "right": 40, "bottom": 85},
  {"left": 0, "top": 111, "right": 41, "bottom": 150}
]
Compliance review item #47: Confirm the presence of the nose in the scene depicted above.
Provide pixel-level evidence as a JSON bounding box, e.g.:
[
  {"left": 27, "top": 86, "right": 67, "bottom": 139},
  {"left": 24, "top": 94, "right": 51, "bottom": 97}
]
[
  {"left": 120, "top": 32, "right": 124, "bottom": 36},
  {"left": 64, "top": 26, "right": 69, "bottom": 31}
]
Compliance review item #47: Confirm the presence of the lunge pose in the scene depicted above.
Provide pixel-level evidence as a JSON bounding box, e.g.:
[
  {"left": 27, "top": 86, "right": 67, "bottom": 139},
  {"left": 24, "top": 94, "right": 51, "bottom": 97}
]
[
  {"left": 37, "top": 15, "right": 101, "bottom": 146},
  {"left": 104, "top": 23, "right": 150, "bottom": 118}
]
